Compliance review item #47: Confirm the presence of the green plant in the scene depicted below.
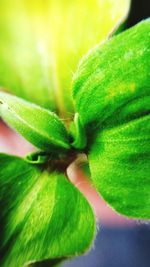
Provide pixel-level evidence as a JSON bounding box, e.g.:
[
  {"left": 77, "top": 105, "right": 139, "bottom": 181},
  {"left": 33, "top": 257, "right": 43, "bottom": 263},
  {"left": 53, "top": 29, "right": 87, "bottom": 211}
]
[
  {"left": 0, "top": 6, "right": 149, "bottom": 267},
  {"left": 0, "top": 0, "right": 130, "bottom": 115}
]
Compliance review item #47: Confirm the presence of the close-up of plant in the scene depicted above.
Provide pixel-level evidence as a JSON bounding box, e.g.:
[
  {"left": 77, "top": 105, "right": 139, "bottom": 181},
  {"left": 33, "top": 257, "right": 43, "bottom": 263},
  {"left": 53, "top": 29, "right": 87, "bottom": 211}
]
[{"left": 0, "top": 1, "right": 149, "bottom": 267}]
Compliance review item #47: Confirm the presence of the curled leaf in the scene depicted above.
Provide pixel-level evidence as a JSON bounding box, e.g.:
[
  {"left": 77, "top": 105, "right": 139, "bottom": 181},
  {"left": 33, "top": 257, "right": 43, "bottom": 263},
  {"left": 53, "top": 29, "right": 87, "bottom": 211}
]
[
  {"left": 25, "top": 151, "right": 52, "bottom": 165},
  {"left": 0, "top": 92, "right": 71, "bottom": 152},
  {"left": 70, "top": 113, "right": 87, "bottom": 150}
]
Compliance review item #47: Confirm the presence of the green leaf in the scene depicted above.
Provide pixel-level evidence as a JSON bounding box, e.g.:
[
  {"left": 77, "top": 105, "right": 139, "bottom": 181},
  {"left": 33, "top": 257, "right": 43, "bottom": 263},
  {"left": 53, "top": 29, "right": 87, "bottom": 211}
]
[
  {"left": 73, "top": 19, "right": 150, "bottom": 135},
  {"left": 88, "top": 114, "right": 150, "bottom": 219},
  {"left": 0, "top": 0, "right": 130, "bottom": 116},
  {"left": 70, "top": 113, "right": 87, "bottom": 150},
  {"left": 25, "top": 151, "right": 52, "bottom": 165},
  {"left": 0, "top": 92, "right": 71, "bottom": 152},
  {"left": 0, "top": 154, "right": 95, "bottom": 267}
]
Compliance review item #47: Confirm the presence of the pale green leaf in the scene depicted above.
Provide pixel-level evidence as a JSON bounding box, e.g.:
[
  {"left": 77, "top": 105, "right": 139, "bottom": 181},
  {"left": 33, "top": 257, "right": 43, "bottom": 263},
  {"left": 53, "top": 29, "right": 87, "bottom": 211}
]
[
  {"left": 73, "top": 19, "right": 150, "bottom": 135},
  {"left": 0, "top": 154, "right": 95, "bottom": 267},
  {"left": 0, "top": 92, "right": 70, "bottom": 152},
  {"left": 0, "top": 0, "right": 130, "bottom": 116},
  {"left": 89, "top": 114, "right": 150, "bottom": 219}
]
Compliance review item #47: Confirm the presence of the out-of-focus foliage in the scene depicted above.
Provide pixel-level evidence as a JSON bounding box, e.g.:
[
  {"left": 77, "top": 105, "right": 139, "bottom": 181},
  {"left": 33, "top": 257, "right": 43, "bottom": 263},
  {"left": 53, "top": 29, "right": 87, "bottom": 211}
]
[{"left": 0, "top": 0, "right": 130, "bottom": 117}]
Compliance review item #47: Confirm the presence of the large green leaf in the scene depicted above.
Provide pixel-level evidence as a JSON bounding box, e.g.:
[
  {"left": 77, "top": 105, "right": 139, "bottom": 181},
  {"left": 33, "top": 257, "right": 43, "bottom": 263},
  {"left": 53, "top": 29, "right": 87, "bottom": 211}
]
[
  {"left": 0, "top": 0, "right": 130, "bottom": 116},
  {"left": 0, "top": 154, "right": 95, "bottom": 267},
  {"left": 0, "top": 92, "right": 70, "bottom": 152},
  {"left": 73, "top": 19, "right": 150, "bottom": 135},
  {"left": 89, "top": 114, "right": 150, "bottom": 219}
]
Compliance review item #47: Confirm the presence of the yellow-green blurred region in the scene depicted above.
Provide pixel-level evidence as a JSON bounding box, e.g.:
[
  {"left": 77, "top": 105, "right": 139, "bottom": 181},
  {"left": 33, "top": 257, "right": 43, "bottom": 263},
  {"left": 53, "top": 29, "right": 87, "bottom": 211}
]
[{"left": 0, "top": 0, "right": 130, "bottom": 118}]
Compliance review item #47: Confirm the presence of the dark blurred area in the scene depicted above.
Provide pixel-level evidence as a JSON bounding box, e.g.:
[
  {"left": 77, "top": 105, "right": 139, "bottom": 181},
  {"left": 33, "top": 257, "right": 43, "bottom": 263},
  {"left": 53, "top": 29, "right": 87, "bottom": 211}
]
[
  {"left": 127, "top": 0, "right": 150, "bottom": 27},
  {"left": 63, "top": 224, "right": 150, "bottom": 267}
]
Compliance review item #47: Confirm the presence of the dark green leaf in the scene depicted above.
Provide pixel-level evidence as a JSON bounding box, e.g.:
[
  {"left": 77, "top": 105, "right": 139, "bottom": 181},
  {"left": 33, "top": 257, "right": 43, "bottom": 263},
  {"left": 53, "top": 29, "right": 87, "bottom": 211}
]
[
  {"left": 0, "top": 154, "right": 95, "bottom": 267},
  {"left": 73, "top": 19, "right": 150, "bottom": 135},
  {"left": 24, "top": 257, "right": 65, "bottom": 267},
  {"left": 0, "top": 92, "right": 71, "bottom": 152},
  {"left": 25, "top": 151, "right": 52, "bottom": 165},
  {"left": 89, "top": 114, "right": 150, "bottom": 219}
]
